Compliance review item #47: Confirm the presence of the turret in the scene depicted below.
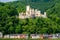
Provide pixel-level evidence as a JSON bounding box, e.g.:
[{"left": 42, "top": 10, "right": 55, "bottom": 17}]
[
  {"left": 44, "top": 12, "right": 46, "bottom": 16},
  {"left": 44, "top": 12, "right": 47, "bottom": 18}
]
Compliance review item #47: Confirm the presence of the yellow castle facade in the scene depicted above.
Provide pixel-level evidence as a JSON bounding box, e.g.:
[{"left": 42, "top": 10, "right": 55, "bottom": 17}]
[{"left": 19, "top": 5, "right": 47, "bottom": 19}]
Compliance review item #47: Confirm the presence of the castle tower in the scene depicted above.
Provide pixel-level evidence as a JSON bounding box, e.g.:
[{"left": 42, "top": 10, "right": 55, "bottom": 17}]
[
  {"left": 44, "top": 12, "right": 46, "bottom": 16},
  {"left": 26, "top": 5, "right": 30, "bottom": 12},
  {"left": 44, "top": 12, "right": 47, "bottom": 18},
  {"left": 26, "top": 5, "right": 30, "bottom": 16}
]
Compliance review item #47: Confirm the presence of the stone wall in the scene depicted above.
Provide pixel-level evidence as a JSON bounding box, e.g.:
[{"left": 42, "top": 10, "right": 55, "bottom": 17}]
[{"left": 19, "top": 5, "right": 47, "bottom": 19}]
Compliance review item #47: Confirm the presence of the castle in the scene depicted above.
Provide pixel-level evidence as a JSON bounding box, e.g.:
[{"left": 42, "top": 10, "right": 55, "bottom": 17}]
[{"left": 19, "top": 5, "right": 47, "bottom": 19}]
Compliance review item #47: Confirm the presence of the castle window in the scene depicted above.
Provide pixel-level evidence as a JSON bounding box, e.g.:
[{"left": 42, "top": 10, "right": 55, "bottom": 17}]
[
  {"left": 36, "top": 14, "right": 38, "bottom": 15},
  {"left": 27, "top": 12, "right": 30, "bottom": 14}
]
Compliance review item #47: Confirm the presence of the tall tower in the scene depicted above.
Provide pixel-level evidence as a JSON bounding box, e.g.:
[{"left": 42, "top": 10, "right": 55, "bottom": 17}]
[
  {"left": 26, "top": 5, "right": 30, "bottom": 12},
  {"left": 26, "top": 5, "right": 30, "bottom": 16}
]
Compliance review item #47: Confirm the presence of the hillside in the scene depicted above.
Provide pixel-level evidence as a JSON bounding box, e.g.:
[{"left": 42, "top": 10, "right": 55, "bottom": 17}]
[
  {"left": 5, "top": 0, "right": 55, "bottom": 13},
  {"left": 0, "top": 0, "right": 60, "bottom": 34}
]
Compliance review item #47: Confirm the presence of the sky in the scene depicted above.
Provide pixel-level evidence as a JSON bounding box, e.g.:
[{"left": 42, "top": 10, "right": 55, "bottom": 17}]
[{"left": 0, "top": 0, "right": 17, "bottom": 2}]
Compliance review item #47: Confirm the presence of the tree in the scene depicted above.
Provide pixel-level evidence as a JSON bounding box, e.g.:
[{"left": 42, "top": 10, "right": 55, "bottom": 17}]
[{"left": 0, "top": 4, "right": 18, "bottom": 34}]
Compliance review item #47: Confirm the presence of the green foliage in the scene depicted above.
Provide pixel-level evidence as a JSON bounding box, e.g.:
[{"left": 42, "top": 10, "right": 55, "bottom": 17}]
[
  {"left": 17, "top": 18, "right": 59, "bottom": 34},
  {"left": 18, "top": 0, "right": 55, "bottom": 12},
  {"left": 0, "top": 3, "right": 18, "bottom": 34},
  {"left": 0, "top": 0, "right": 60, "bottom": 34},
  {"left": 6, "top": 1, "right": 26, "bottom": 13}
]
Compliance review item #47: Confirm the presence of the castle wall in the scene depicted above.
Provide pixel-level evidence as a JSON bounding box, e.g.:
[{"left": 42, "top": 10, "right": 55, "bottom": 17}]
[{"left": 19, "top": 5, "right": 47, "bottom": 19}]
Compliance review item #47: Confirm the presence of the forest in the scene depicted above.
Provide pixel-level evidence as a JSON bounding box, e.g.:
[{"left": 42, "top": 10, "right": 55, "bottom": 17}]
[{"left": 0, "top": 0, "right": 60, "bottom": 35}]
